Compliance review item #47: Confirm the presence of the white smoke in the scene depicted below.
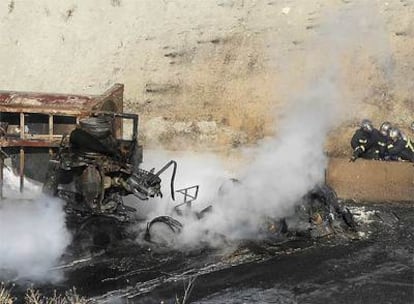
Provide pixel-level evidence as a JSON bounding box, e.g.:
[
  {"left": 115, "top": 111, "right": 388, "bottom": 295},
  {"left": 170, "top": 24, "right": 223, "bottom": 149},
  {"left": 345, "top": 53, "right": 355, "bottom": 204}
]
[
  {"left": 141, "top": 77, "right": 338, "bottom": 244},
  {"left": 177, "top": 2, "right": 392, "bottom": 244},
  {"left": 0, "top": 168, "right": 71, "bottom": 282},
  {"left": 141, "top": 2, "right": 388, "bottom": 246},
  {"left": 171, "top": 75, "right": 338, "bottom": 244},
  {"left": 137, "top": 150, "right": 230, "bottom": 216}
]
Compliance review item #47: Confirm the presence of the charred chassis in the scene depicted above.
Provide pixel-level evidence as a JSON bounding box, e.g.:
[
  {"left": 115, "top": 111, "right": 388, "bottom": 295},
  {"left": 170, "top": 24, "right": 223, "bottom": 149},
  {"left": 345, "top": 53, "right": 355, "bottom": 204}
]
[{"left": 42, "top": 113, "right": 178, "bottom": 221}]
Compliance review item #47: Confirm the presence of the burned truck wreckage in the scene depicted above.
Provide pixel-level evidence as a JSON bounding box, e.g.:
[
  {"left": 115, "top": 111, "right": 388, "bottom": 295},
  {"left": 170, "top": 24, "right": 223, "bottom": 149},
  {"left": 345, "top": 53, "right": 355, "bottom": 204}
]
[
  {"left": 42, "top": 114, "right": 173, "bottom": 220},
  {"left": 0, "top": 84, "right": 357, "bottom": 248}
]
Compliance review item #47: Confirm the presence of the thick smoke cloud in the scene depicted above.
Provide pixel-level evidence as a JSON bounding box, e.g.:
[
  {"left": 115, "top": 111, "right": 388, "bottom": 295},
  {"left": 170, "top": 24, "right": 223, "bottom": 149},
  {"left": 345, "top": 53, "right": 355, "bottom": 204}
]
[
  {"left": 142, "top": 1, "right": 389, "bottom": 246},
  {"left": 171, "top": 76, "right": 338, "bottom": 245},
  {"left": 142, "top": 76, "right": 338, "bottom": 244},
  {"left": 0, "top": 168, "right": 71, "bottom": 282}
]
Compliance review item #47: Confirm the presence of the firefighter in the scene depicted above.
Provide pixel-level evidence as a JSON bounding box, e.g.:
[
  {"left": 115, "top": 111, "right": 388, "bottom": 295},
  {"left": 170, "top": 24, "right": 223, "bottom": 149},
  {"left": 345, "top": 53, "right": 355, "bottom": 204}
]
[
  {"left": 398, "top": 125, "right": 414, "bottom": 153},
  {"left": 400, "top": 121, "right": 414, "bottom": 143},
  {"left": 378, "top": 121, "right": 392, "bottom": 159},
  {"left": 405, "top": 122, "right": 414, "bottom": 154},
  {"left": 350, "top": 119, "right": 381, "bottom": 161},
  {"left": 387, "top": 128, "right": 414, "bottom": 162},
  {"left": 410, "top": 122, "right": 414, "bottom": 143}
]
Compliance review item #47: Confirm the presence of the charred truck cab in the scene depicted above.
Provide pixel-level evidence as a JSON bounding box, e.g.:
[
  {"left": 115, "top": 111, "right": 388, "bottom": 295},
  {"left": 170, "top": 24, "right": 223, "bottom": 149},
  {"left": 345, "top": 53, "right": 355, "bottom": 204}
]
[
  {"left": 0, "top": 84, "right": 125, "bottom": 187},
  {"left": 0, "top": 84, "right": 179, "bottom": 223},
  {"left": 43, "top": 113, "right": 156, "bottom": 220}
]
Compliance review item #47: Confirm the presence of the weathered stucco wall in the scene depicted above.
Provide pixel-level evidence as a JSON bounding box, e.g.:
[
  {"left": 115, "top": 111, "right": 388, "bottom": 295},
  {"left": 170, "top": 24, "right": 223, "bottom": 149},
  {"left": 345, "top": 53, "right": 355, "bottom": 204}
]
[
  {"left": 0, "top": 0, "right": 413, "bottom": 152},
  {"left": 327, "top": 158, "right": 414, "bottom": 202}
]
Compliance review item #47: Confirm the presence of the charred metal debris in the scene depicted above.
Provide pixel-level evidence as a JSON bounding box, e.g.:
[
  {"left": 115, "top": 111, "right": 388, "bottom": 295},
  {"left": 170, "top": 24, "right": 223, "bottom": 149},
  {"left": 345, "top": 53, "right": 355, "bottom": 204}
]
[{"left": 0, "top": 84, "right": 357, "bottom": 247}]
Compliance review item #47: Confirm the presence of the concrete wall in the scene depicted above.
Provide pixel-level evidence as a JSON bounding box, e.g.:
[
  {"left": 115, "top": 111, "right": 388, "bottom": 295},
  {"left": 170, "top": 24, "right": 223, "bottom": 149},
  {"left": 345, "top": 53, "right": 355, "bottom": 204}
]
[{"left": 326, "top": 158, "right": 414, "bottom": 203}]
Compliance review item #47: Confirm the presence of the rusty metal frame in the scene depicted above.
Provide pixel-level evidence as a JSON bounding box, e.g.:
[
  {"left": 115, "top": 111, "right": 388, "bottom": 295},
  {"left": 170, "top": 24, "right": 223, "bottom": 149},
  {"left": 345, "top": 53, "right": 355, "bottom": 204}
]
[
  {"left": 174, "top": 185, "right": 200, "bottom": 210},
  {"left": 0, "top": 84, "right": 126, "bottom": 195}
]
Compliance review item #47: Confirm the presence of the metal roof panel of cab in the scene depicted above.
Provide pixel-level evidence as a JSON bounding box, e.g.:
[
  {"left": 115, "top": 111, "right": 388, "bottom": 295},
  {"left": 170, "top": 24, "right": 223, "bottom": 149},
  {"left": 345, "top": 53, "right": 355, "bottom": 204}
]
[{"left": 0, "top": 90, "right": 102, "bottom": 114}]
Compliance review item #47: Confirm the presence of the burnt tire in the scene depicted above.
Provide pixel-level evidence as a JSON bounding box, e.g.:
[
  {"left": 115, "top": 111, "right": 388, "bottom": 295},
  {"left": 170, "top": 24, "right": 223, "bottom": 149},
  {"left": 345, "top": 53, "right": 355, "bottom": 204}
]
[{"left": 144, "top": 216, "right": 183, "bottom": 246}]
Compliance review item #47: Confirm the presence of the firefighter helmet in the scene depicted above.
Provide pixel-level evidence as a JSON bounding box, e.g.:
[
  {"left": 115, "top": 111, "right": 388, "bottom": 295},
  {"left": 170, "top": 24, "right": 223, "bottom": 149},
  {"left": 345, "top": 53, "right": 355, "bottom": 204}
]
[
  {"left": 360, "top": 119, "right": 373, "bottom": 132},
  {"left": 389, "top": 127, "right": 400, "bottom": 141},
  {"left": 380, "top": 121, "right": 392, "bottom": 136}
]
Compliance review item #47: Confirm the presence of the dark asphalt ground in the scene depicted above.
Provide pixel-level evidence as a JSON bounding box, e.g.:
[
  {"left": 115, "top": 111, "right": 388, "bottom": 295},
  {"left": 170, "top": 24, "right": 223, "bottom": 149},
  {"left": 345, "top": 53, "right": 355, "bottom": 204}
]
[
  {"left": 131, "top": 203, "right": 414, "bottom": 304},
  {"left": 8, "top": 202, "right": 414, "bottom": 304}
]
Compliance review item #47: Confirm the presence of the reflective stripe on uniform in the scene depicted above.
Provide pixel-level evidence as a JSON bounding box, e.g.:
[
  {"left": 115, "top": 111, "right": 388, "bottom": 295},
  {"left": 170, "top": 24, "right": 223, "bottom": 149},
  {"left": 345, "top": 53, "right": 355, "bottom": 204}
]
[
  {"left": 388, "top": 144, "right": 394, "bottom": 149},
  {"left": 358, "top": 145, "right": 366, "bottom": 152},
  {"left": 359, "top": 139, "right": 368, "bottom": 144},
  {"left": 378, "top": 142, "right": 386, "bottom": 146},
  {"left": 405, "top": 138, "right": 414, "bottom": 152}
]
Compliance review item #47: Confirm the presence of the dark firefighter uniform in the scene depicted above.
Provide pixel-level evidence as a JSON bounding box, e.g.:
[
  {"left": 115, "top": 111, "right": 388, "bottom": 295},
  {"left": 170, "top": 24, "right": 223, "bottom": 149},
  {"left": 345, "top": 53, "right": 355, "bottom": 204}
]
[
  {"left": 388, "top": 137, "right": 414, "bottom": 162},
  {"left": 351, "top": 128, "right": 382, "bottom": 160},
  {"left": 376, "top": 132, "right": 389, "bottom": 159}
]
